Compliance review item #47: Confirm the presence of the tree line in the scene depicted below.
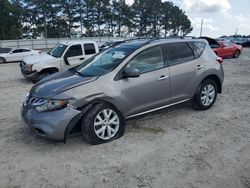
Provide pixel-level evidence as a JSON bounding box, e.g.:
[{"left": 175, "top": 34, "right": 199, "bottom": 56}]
[{"left": 0, "top": 0, "right": 193, "bottom": 40}]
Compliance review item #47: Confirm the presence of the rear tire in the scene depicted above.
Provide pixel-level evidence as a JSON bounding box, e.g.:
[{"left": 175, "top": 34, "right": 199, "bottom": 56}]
[
  {"left": 234, "top": 50, "right": 240, "bottom": 58},
  {"left": 0, "top": 57, "right": 6, "bottom": 64},
  {"left": 81, "top": 102, "right": 125, "bottom": 145},
  {"left": 192, "top": 79, "right": 218, "bottom": 110}
]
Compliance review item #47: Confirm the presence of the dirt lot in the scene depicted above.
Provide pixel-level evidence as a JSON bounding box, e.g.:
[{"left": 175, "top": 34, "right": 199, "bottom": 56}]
[{"left": 0, "top": 49, "right": 250, "bottom": 188}]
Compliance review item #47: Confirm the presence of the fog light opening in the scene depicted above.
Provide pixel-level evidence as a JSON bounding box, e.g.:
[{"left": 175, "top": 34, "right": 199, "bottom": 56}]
[{"left": 35, "top": 128, "right": 46, "bottom": 136}]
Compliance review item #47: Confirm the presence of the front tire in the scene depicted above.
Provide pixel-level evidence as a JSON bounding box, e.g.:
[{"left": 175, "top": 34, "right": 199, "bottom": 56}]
[
  {"left": 81, "top": 102, "right": 125, "bottom": 145},
  {"left": 192, "top": 79, "right": 218, "bottom": 110},
  {"left": 31, "top": 72, "right": 50, "bottom": 83},
  {"left": 0, "top": 57, "right": 6, "bottom": 64}
]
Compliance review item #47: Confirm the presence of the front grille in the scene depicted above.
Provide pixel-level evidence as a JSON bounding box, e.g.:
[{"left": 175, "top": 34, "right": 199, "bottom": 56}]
[
  {"left": 35, "top": 128, "right": 46, "bottom": 135},
  {"left": 21, "top": 61, "right": 26, "bottom": 70},
  {"left": 25, "top": 96, "right": 47, "bottom": 106}
]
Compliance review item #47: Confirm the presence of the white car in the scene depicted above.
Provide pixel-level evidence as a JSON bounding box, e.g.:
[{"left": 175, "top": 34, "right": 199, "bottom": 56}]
[
  {"left": 0, "top": 48, "right": 40, "bottom": 63},
  {"left": 20, "top": 41, "right": 99, "bottom": 83}
]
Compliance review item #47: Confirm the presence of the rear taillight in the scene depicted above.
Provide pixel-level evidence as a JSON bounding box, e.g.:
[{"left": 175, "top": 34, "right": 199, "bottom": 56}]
[{"left": 216, "top": 57, "right": 223, "bottom": 64}]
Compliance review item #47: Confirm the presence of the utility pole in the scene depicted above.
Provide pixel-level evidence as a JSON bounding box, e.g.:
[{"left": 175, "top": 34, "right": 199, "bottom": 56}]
[
  {"left": 200, "top": 19, "right": 203, "bottom": 37},
  {"left": 80, "top": 4, "right": 83, "bottom": 36},
  {"left": 235, "top": 28, "right": 238, "bottom": 35},
  {"left": 44, "top": 15, "right": 47, "bottom": 38}
]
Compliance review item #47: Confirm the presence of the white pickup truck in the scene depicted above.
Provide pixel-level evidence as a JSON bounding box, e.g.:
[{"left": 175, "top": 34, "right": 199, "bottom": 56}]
[{"left": 20, "top": 41, "right": 99, "bottom": 83}]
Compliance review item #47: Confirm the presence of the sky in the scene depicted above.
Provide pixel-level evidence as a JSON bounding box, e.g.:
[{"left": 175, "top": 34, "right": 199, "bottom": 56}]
[{"left": 125, "top": 0, "right": 250, "bottom": 37}]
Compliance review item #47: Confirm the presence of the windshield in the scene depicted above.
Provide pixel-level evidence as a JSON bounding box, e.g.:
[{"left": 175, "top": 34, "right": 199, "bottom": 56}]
[
  {"left": 75, "top": 47, "right": 134, "bottom": 77},
  {"left": 48, "top": 43, "right": 68, "bottom": 58}
]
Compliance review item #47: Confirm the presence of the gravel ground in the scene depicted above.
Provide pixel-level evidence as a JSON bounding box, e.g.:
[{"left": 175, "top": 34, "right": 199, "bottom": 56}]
[{"left": 0, "top": 49, "right": 250, "bottom": 188}]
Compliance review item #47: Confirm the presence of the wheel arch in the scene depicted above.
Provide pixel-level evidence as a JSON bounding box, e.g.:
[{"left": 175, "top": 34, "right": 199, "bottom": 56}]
[
  {"left": 64, "top": 98, "right": 123, "bottom": 143},
  {"left": 0, "top": 56, "right": 6, "bottom": 63},
  {"left": 200, "top": 74, "right": 222, "bottom": 93},
  {"left": 40, "top": 67, "right": 59, "bottom": 74}
]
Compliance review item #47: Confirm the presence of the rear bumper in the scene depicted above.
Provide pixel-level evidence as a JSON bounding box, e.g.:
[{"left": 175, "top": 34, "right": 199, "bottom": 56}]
[{"left": 21, "top": 104, "right": 82, "bottom": 141}]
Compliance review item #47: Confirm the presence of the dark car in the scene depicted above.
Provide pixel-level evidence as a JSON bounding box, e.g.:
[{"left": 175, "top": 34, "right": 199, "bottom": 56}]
[
  {"left": 242, "top": 39, "right": 250, "bottom": 47},
  {"left": 99, "top": 41, "right": 125, "bottom": 51},
  {"left": 0, "top": 48, "right": 12, "bottom": 54}
]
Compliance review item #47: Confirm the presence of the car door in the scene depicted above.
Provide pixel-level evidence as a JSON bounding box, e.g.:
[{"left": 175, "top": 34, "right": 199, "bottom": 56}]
[
  {"left": 222, "top": 41, "right": 235, "bottom": 57},
  {"left": 117, "top": 45, "right": 171, "bottom": 117},
  {"left": 64, "top": 44, "right": 85, "bottom": 67},
  {"left": 165, "top": 42, "right": 204, "bottom": 103},
  {"left": 9, "top": 49, "right": 24, "bottom": 62},
  {"left": 19, "top": 49, "right": 35, "bottom": 60}
]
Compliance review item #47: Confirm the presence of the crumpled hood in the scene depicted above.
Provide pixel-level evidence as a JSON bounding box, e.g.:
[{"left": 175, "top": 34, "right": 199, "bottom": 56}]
[
  {"left": 29, "top": 70, "right": 98, "bottom": 98},
  {"left": 23, "top": 53, "right": 56, "bottom": 65}
]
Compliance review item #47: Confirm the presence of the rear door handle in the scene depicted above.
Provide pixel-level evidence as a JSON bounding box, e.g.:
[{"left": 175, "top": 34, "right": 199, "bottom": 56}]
[
  {"left": 79, "top": 57, "right": 85, "bottom": 60},
  {"left": 158, "top": 75, "right": 168, "bottom": 81},
  {"left": 196, "top": 65, "right": 204, "bottom": 70}
]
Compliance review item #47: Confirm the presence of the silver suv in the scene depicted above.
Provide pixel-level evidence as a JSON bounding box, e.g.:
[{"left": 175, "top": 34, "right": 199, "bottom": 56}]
[{"left": 21, "top": 39, "right": 224, "bottom": 145}]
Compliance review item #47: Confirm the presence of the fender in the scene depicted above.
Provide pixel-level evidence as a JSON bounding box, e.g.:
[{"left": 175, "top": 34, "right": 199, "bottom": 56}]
[
  {"left": 63, "top": 103, "right": 94, "bottom": 143},
  {"left": 33, "top": 60, "right": 62, "bottom": 72},
  {"left": 63, "top": 98, "right": 121, "bottom": 143}
]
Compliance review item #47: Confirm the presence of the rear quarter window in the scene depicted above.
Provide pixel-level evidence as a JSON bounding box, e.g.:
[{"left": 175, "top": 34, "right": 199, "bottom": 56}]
[
  {"left": 188, "top": 42, "right": 206, "bottom": 58},
  {"left": 164, "top": 42, "right": 195, "bottom": 66},
  {"left": 84, "top": 43, "right": 96, "bottom": 55}
]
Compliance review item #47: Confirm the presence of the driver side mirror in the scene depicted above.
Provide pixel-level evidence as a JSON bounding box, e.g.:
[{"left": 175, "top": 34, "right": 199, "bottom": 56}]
[{"left": 123, "top": 67, "right": 140, "bottom": 78}]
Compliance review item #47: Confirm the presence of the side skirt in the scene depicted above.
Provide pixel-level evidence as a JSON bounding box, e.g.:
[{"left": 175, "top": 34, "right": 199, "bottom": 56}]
[{"left": 125, "top": 99, "right": 190, "bottom": 119}]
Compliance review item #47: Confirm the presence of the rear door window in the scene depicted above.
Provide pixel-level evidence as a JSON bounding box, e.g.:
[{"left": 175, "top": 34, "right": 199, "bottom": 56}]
[
  {"left": 12, "top": 49, "right": 23, "bottom": 53},
  {"left": 84, "top": 43, "right": 96, "bottom": 55},
  {"left": 164, "top": 42, "right": 195, "bottom": 66},
  {"left": 22, "top": 49, "right": 31, "bottom": 52}
]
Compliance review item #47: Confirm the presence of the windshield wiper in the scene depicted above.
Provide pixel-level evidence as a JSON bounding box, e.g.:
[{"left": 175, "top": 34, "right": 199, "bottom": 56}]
[
  {"left": 70, "top": 68, "right": 85, "bottom": 77},
  {"left": 75, "top": 71, "right": 85, "bottom": 77}
]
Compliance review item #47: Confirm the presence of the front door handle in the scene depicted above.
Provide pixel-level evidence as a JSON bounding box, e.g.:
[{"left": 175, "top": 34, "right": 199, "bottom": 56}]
[
  {"left": 79, "top": 57, "right": 85, "bottom": 60},
  {"left": 158, "top": 75, "right": 168, "bottom": 81},
  {"left": 196, "top": 65, "right": 204, "bottom": 70}
]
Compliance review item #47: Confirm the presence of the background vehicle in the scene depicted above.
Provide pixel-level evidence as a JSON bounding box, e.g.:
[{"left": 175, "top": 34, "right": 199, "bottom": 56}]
[
  {"left": 200, "top": 36, "right": 242, "bottom": 58},
  {"left": 21, "top": 38, "right": 224, "bottom": 145},
  {"left": 216, "top": 41, "right": 242, "bottom": 58},
  {"left": 0, "top": 48, "right": 12, "bottom": 54},
  {"left": 99, "top": 40, "right": 127, "bottom": 51},
  {"left": 20, "top": 41, "right": 99, "bottom": 83},
  {"left": 0, "top": 48, "right": 40, "bottom": 64},
  {"left": 242, "top": 38, "right": 250, "bottom": 47}
]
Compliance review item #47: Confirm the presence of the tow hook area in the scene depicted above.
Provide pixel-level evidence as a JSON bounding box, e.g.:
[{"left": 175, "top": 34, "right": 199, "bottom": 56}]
[
  {"left": 63, "top": 103, "right": 94, "bottom": 143},
  {"left": 64, "top": 113, "right": 82, "bottom": 143}
]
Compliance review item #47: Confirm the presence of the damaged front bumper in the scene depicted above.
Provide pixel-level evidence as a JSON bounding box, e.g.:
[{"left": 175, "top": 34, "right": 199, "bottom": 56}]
[
  {"left": 19, "top": 62, "right": 39, "bottom": 81},
  {"left": 21, "top": 103, "right": 82, "bottom": 141}
]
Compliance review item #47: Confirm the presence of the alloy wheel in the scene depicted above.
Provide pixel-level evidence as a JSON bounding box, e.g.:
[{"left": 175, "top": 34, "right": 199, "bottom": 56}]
[
  {"left": 201, "top": 84, "right": 216, "bottom": 106},
  {"left": 94, "top": 109, "right": 120, "bottom": 140}
]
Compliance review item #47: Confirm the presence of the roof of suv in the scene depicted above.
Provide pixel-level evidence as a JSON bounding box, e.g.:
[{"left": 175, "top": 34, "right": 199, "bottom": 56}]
[
  {"left": 116, "top": 38, "right": 207, "bottom": 50},
  {"left": 59, "top": 40, "right": 96, "bottom": 45}
]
